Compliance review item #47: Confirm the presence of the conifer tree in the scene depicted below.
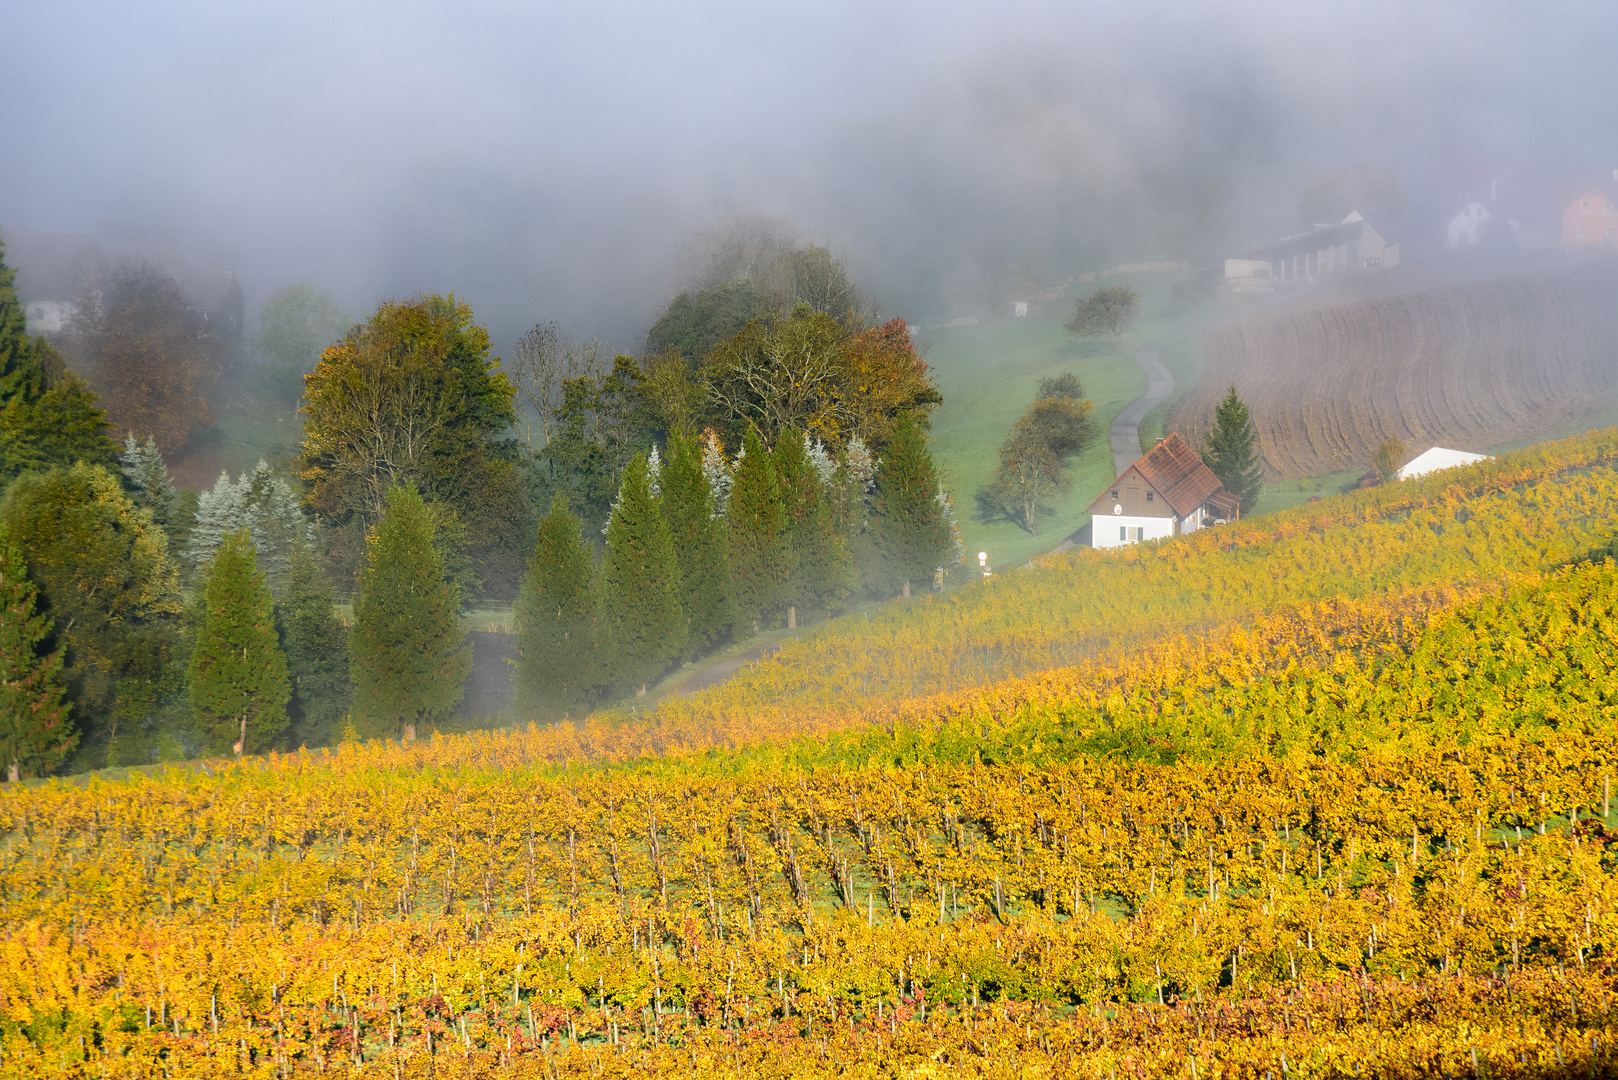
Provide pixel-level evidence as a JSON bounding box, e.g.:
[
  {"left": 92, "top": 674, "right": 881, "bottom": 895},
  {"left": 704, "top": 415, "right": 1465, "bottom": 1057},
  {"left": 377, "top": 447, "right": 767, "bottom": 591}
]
[
  {"left": 699, "top": 428, "right": 733, "bottom": 516},
  {"left": 0, "top": 528, "right": 74, "bottom": 779},
  {"left": 349, "top": 483, "right": 469, "bottom": 739},
  {"left": 600, "top": 453, "right": 683, "bottom": 691},
  {"left": 727, "top": 426, "right": 794, "bottom": 630},
  {"left": 187, "top": 471, "right": 251, "bottom": 571},
  {"left": 828, "top": 436, "right": 878, "bottom": 594},
  {"left": 871, "top": 410, "right": 952, "bottom": 597},
  {"left": 188, "top": 530, "right": 291, "bottom": 755},
  {"left": 514, "top": 494, "right": 599, "bottom": 713},
  {"left": 0, "top": 462, "right": 182, "bottom": 754},
  {"left": 0, "top": 235, "right": 34, "bottom": 402},
  {"left": 186, "top": 462, "right": 308, "bottom": 586},
  {"left": 772, "top": 430, "right": 850, "bottom": 616},
  {"left": 120, "top": 434, "right": 176, "bottom": 527},
  {"left": 0, "top": 232, "right": 118, "bottom": 481},
  {"left": 242, "top": 460, "right": 308, "bottom": 588},
  {"left": 1201, "top": 385, "right": 1263, "bottom": 515},
  {"left": 660, "top": 431, "right": 734, "bottom": 656},
  {"left": 277, "top": 544, "right": 351, "bottom": 747}
]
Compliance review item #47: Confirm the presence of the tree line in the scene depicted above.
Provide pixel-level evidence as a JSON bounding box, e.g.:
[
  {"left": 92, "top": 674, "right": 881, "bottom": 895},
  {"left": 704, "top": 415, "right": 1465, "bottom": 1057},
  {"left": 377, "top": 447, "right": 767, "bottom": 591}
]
[
  {"left": 0, "top": 228, "right": 961, "bottom": 775},
  {"left": 516, "top": 414, "right": 960, "bottom": 715}
]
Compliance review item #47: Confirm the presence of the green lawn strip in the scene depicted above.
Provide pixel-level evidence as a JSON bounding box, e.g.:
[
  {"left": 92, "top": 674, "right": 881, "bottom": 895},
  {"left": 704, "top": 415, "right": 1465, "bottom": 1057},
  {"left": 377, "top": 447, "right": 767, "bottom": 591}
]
[{"left": 1248, "top": 468, "right": 1365, "bottom": 518}]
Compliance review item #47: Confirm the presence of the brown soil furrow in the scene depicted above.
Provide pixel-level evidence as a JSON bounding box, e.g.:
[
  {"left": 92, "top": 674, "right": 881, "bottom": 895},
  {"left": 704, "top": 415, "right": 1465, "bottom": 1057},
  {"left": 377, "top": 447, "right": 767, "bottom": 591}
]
[{"left": 1169, "top": 260, "right": 1618, "bottom": 479}]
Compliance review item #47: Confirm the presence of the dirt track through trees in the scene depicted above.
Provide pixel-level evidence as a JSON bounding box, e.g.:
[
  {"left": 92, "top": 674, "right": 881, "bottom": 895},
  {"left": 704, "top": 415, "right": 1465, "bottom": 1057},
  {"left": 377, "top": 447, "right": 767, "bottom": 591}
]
[{"left": 1167, "top": 260, "right": 1618, "bottom": 479}]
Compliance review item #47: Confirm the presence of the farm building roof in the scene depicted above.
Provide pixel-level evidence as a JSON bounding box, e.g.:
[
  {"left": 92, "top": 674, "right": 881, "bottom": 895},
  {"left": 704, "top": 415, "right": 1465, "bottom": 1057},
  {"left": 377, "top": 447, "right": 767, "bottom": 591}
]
[
  {"left": 1206, "top": 490, "right": 1241, "bottom": 520},
  {"left": 1128, "top": 433, "right": 1225, "bottom": 516},
  {"left": 1396, "top": 446, "right": 1492, "bottom": 481},
  {"left": 1235, "top": 212, "right": 1400, "bottom": 263}
]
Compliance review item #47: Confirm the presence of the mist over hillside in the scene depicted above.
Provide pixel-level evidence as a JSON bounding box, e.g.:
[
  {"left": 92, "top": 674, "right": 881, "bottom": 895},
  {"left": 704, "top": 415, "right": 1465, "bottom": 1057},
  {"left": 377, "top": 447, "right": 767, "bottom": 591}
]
[
  {"left": 3, "top": 0, "right": 1616, "bottom": 351},
  {"left": 1169, "top": 258, "right": 1618, "bottom": 478}
]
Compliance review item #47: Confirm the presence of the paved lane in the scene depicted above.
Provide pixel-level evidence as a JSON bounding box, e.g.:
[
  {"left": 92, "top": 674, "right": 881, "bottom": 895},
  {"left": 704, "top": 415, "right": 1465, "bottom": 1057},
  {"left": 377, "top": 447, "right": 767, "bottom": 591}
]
[{"left": 1109, "top": 339, "right": 1175, "bottom": 477}]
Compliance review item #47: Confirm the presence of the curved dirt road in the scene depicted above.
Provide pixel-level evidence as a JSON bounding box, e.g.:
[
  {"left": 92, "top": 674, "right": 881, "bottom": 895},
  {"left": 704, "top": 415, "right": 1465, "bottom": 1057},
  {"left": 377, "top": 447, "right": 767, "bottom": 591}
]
[{"left": 1110, "top": 339, "right": 1175, "bottom": 476}]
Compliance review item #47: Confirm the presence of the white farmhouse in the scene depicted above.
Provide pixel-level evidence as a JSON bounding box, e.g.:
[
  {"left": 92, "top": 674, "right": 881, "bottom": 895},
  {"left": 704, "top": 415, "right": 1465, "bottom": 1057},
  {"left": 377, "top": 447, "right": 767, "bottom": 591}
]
[
  {"left": 1447, "top": 202, "right": 1492, "bottom": 248},
  {"left": 1088, "top": 433, "right": 1239, "bottom": 548}
]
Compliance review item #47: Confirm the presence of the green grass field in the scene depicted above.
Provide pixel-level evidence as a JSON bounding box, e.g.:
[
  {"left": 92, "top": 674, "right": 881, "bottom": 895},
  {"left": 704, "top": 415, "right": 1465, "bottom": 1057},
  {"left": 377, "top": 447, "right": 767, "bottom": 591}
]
[{"left": 916, "top": 272, "right": 1194, "bottom": 570}]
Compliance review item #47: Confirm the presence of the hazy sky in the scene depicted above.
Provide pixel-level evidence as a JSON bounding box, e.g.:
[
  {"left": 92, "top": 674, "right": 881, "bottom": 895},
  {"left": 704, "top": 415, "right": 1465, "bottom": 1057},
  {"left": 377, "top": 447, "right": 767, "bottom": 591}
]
[{"left": 4, "top": 0, "right": 1615, "bottom": 349}]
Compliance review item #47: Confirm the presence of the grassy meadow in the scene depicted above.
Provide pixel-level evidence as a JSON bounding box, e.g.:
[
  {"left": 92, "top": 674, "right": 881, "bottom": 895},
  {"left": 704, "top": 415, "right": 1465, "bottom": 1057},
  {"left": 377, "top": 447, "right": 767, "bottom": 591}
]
[{"left": 916, "top": 271, "right": 1193, "bottom": 570}]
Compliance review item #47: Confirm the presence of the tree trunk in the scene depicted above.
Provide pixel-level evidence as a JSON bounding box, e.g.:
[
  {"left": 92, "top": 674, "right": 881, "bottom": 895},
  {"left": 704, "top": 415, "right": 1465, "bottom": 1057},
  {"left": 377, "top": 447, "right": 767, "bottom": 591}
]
[
  {"left": 902, "top": 581, "right": 910, "bottom": 598},
  {"left": 233, "top": 715, "right": 247, "bottom": 757},
  {"left": 6, "top": 759, "right": 17, "bottom": 784},
  {"left": 403, "top": 723, "right": 417, "bottom": 742}
]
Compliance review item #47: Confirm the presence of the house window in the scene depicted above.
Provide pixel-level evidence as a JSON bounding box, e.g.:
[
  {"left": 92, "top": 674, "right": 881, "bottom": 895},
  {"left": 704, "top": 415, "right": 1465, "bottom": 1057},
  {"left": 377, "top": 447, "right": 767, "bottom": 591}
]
[
  {"left": 1579, "top": 225, "right": 1588, "bottom": 239},
  {"left": 1146, "top": 491, "right": 1154, "bottom": 502},
  {"left": 1131, "top": 527, "right": 1143, "bottom": 541},
  {"left": 1111, "top": 489, "right": 1119, "bottom": 500},
  {"left": 1581, "top": 199, "right": 1591, "bottom": 213},
  {"left": 1608, "top": 226, "right": 1615, "bottom": 240},
  {"left": 1119, "top": 526, "right": 1127, "bottom": 542},
  {"left": 1607, "top": 201, "right": 1616, "bottom": 215}
]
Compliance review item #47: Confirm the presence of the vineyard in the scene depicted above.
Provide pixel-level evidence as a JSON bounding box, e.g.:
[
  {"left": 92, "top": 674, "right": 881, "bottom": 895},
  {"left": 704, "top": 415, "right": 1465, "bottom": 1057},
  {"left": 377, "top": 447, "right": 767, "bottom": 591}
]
[
  {"left": 1164, "top": 261, "right": 1618, "bottom": 479},
  {"left": 639, "top": 422, "right": 1618, "bottom": 720},
  {"left": 5, "top": 430, "right": 1618, "bottom": 1076}
]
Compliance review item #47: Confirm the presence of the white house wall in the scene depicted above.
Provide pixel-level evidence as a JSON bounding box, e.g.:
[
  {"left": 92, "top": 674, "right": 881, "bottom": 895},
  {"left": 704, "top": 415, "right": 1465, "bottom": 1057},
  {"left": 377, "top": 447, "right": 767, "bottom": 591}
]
[{"left": 1092, "top": 514, "right": 1175, "bottom": 549}]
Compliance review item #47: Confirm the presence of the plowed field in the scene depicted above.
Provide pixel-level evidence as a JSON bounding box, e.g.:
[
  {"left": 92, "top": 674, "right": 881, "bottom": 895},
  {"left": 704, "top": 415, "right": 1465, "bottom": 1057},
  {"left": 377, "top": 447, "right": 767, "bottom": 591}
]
[{"left": 1166, "top": 259, "right": 1618, "bottom": 478}]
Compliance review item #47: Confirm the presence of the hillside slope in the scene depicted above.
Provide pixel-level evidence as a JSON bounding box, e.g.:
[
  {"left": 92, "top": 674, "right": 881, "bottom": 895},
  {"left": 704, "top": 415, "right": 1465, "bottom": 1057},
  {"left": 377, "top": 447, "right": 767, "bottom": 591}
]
[
  {"left": 1, "top": 462, "right": 1614, "bottom": 1077},
  {"left": 638, "top": 425, "right": 1618, "bottom": 728},
  {"left": 1165, "top": 260, "right": 1618, "bottom": 479}
]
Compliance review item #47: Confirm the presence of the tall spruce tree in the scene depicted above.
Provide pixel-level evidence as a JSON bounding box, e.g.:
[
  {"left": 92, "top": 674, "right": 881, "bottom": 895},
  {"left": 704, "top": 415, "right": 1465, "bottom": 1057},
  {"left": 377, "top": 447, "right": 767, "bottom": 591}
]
[
  {"left": 0, "top": 235, "right": 37, "bottom": 407},
  {"left": 187, "top": 471, "right": 252, "bottom": 571},
  {"left": 600, "top": 453, "right": 683, "bottom": 692},
  {"left": 0, "top": 232, "right": 118, "bottom": 482},
  {"left": 186, "top": 462, "right": 308, "bottom": 587},
  {"left": 772, "top": 430, "right": 850, "bottom": 616},
  {"left": 277, "top": 544, "right": 351, "bottom": 748},
  {"left": 727, "top": 426, "right": 794, "bottom": 630},
  {"left": 511, "top": 498, "right": 601, "bottom": 718},
  {"left": 660, "top": 432, "right": 734, "bottom": 657},
  {"left": 188, "top": 530, "right": 291, "bottom": 755},
  {"left": 0, "top": 462, "right": 183, "bottom": 759},
  {"left": 0, "top": 527, "right": 74, "bottom": 779},
  {"left": 349, "top": 483, "right": 470, "bottom": 739},
  {"left": 1201, "top": 385, "right": 1263, "bottom": 515},
  {"left": 242, "top": 460, "right": 309, "bottom": 589},
  {"left": 514, "top": 495, "right": 599, "bottom": 714},
  {"left": 871, "top": 410, "right": 952, "bottom": 597},
  {"left": 120, "top": 434, "right": 177, "bottom": 527},
  {"left": 828, "top": 436, "right": 877, "bottom": 596}
]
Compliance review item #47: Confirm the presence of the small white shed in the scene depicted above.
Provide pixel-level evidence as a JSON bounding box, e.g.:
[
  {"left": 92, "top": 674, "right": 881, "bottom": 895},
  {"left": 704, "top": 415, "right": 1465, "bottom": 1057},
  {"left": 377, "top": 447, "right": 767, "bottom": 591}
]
[{"left": 1396, "top": 446, "right": 1492, "bottom": 481}]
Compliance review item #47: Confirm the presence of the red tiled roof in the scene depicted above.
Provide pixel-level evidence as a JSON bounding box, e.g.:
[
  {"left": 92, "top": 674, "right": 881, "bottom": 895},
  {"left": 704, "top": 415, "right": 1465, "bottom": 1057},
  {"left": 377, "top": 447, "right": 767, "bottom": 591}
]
[{"left": 1131, "top": 433, "right": 1224, "bottom": 516}]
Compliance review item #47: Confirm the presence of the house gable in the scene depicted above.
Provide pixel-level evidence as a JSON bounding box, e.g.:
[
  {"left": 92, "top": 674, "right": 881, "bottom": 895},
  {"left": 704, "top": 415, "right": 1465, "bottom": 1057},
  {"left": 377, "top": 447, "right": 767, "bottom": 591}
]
[
  {"left": 1563, "top": 186, "right": 1618, "bottom": 246},
  {"left": 1085, "top": 465, "right": 1174, "bottom": 519}
]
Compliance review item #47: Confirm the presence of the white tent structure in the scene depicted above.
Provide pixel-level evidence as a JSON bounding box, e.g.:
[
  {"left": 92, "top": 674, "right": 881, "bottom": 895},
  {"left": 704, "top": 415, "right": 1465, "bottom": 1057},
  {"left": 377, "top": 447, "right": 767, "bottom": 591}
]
[{"left": 1396, "top": 446, "right": 1492, "bottom": 481}]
